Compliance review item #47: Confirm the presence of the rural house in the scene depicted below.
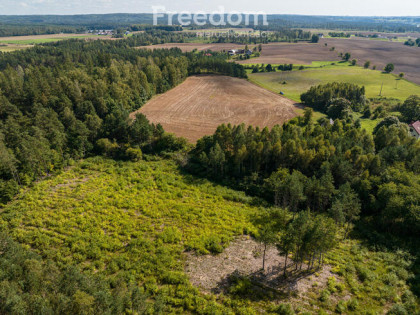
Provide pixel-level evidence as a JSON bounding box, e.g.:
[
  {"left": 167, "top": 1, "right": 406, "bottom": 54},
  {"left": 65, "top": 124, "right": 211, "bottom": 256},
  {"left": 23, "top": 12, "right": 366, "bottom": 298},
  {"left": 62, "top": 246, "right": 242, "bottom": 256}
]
[{"left": 409, "top": 121, "right": 420, "bottom": 139}]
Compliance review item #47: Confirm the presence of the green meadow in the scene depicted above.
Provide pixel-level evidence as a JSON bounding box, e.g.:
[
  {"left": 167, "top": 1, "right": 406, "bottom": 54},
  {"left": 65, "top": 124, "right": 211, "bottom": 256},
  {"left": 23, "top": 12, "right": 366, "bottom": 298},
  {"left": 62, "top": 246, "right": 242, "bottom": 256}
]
[
  {"left": 0, "top": 34, "right": 99, "bottom": 45},
  {"left": 248, "top": 62, "right": 420, "bottom": 103},
  {"left": 248, "top": 62, "right": 420, "bottom": 133}
]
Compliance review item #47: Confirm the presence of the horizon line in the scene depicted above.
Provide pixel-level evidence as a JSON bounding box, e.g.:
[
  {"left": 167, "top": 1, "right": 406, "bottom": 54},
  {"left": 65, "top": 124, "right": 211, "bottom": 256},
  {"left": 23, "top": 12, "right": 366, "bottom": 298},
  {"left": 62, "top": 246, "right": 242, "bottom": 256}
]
[{"left": 0, "top": 13, "right": 419, "bottom": 18}]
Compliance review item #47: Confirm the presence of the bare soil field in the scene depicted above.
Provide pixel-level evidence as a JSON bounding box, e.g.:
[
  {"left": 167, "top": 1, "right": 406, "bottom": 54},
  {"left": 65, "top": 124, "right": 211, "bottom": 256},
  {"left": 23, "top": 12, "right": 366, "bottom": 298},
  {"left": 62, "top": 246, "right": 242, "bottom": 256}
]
[
  {"left": 140, "top": 42, "right": 249, "bottom": 52},
  {"left": 132, "top": 75, "right": 298, "bottom": 142},
  {"left": 145, "top": 38, "right": 420, "bottom": 85},
  {"left": 239, "top": 38, "right": 420, "bottom": 85},
  {"left": 321, "top": 38, "right": 420, "bottom": 85},
  {"left": 239, "top": 42, "right": 342, "bottom": 65},
  {"left": 185, "top": 235, "right": 336, "bottom": 297}
]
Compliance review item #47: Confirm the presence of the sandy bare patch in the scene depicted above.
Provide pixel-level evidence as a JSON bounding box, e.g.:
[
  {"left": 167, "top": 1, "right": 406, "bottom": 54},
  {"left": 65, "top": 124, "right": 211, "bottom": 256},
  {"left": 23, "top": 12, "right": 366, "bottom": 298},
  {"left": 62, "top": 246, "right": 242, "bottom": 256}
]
[{"left": 184, "top": 235, "right": 336, "bottom": 297}]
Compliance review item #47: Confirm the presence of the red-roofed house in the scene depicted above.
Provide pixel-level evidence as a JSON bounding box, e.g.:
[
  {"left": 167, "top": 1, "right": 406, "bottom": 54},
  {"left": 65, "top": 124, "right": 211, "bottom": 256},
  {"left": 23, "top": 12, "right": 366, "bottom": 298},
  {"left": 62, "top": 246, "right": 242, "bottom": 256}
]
[{"left": 409, "top": 121, "right": 420, "bottom": 139}]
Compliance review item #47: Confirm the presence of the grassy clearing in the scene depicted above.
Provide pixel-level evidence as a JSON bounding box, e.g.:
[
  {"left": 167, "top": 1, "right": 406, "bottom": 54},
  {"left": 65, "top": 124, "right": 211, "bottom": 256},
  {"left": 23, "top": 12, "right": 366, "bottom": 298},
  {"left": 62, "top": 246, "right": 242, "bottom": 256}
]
[
  {"left": 0, "top": 157, "right": 259, "bottom": 270},
  {"left": 248, "top": 62, "right": 420, "bottom": 102},
  {"left": 0, "top": 34, "right": 101, "bottom": 45},
  {"left": 0, "top": 44, "right": 29, "bottom": 52}
]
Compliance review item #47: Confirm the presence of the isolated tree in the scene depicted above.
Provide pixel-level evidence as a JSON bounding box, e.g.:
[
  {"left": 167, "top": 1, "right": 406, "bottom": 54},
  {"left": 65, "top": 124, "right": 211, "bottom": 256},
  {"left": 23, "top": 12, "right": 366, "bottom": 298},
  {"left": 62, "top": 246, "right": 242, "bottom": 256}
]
[
  {"left": 311, "top": 34, "right": 320, "bottom": 43},
  {"left": 351, "top": 59, "right": 357, "bottom": 66},
  {"left": 364, "top": 61, "right": 371, "bottom": 69},
  {"left": 343, "top": 52, "right": 351, "bottom": 61},
  {"left": 399, "top": 95, "right": 420, "bottom": 122},
  {"left": 384, "top": 63, "right": 395, "bottom": 73},
  {"left": 399, "top": 73, "right": 405, "bottom": 79}
]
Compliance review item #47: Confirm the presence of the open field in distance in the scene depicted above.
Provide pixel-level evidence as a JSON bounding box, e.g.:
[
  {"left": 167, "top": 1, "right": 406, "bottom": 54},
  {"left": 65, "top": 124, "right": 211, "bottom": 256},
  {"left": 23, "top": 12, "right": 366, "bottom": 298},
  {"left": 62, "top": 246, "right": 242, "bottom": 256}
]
[
  {"left": 0, "top": 33, "right": 112, "bottom": 51},
  {"left": 248, "top": 62, "right": 420, "bottom": 102},
  {"left": 133, "top": 75, "right": 298, "bottom": 142},
  {"left": 144, "top": 38, "right": 420, "bottom": 85},
  {"left": 240, "top": 38, "right": 420, "bottom": 85}
]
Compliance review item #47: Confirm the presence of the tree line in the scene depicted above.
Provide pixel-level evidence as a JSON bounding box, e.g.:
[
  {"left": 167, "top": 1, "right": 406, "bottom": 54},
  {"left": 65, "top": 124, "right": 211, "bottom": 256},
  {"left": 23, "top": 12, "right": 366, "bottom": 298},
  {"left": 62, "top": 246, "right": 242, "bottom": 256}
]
[{"left": 404, "top": 38, "right": 420, "bottom": 47}]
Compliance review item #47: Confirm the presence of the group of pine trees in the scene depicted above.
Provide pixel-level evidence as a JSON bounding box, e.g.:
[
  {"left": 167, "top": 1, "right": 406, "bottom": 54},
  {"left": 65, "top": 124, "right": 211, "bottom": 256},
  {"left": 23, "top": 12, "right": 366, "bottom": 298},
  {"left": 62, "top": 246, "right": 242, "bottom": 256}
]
[{"left": 189, "top": 102, "right": 419, "bottom": 238}]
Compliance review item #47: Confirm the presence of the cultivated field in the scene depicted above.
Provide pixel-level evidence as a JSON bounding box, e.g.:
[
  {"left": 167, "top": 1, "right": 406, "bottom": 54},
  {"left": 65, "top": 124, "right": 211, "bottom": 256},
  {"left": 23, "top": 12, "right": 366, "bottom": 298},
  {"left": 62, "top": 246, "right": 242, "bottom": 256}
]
[
  {"left": 146, "top": 38, "right": 420, "bottom": 85},
  {"left": 133, "top": 75, "right": 298, "bottom": 142},
  {"left": 240, "top": 38, "right": 420, "bottom": 85}
]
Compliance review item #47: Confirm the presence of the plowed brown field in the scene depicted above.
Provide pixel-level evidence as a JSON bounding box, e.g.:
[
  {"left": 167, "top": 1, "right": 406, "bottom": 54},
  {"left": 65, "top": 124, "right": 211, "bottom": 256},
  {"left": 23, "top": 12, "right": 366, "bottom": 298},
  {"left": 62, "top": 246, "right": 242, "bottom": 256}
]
[
  {"left": 131, "top": 75, "right": 298, "bottom": 142},
  {"left": 141, "top": 38, "right": 420, "bottom": 85}
]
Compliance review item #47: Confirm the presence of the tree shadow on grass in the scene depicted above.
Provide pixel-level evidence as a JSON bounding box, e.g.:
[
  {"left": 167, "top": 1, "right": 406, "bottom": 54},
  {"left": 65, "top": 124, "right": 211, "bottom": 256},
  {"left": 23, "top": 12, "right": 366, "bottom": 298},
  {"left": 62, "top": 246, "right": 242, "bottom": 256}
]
[{"left": 211, "top": 266, "right": 318, "bottom": 302}]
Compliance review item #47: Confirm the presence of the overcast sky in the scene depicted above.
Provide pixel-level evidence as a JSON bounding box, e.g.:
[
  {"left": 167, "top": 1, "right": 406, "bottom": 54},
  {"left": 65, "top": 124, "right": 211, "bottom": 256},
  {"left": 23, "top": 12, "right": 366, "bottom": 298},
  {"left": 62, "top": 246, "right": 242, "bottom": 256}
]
[{"left": 0, "top": 0, "right": 419, "bottom": 16}]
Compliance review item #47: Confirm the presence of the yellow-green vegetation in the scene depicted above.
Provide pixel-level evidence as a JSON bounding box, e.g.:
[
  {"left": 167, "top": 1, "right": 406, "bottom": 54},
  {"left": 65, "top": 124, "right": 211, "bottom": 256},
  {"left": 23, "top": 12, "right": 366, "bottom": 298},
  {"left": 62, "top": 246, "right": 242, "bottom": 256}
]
[
  {"left": 0, "top": 157, "right": 417, "bottom": 313},
  {"left": 0, "top": 157, "right": 259, "bottom": 270},
  {"left": 289, "top": 239, "right": 417, "bottom": 314},
  {"left": 0, "top": 44, "right": 27, "bottom": 52},
  {"left": 248, "top": 62, "right": 420, "bottom": 102},
  {"left": 294, "top": 107, "right": 327, "bottom": 121},
  {"left": 323, "top": 240, "right": 417, "bottom": 315}
]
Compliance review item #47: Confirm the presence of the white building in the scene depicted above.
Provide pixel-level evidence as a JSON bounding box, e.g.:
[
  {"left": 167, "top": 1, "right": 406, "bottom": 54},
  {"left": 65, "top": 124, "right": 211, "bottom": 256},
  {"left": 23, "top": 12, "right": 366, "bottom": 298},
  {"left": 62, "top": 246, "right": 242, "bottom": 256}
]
[{"left": 409, "top": 121, "right": 420, "bottom": 139}]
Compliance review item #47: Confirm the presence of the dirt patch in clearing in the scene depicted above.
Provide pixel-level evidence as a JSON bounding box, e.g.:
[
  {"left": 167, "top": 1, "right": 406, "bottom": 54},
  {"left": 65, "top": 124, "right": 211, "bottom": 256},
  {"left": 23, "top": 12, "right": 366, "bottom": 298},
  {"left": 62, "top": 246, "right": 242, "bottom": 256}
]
[
  {"left": 184, "top": 235, "right": 335, "bottom": 297},
  {"left": 132, "top": 75, "right": 298, "bottom": 142}
]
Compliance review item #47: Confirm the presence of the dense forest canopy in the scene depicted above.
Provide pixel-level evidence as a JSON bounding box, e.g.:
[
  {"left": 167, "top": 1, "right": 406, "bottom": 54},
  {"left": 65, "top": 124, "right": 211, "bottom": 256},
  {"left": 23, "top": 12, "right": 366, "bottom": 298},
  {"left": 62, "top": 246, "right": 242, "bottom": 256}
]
[
  {"left": 0, "top": 35, "right": 246, "bottom": 204},
  {"left": 188, "top": 109, "right": 420, "bottom": 238}
]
